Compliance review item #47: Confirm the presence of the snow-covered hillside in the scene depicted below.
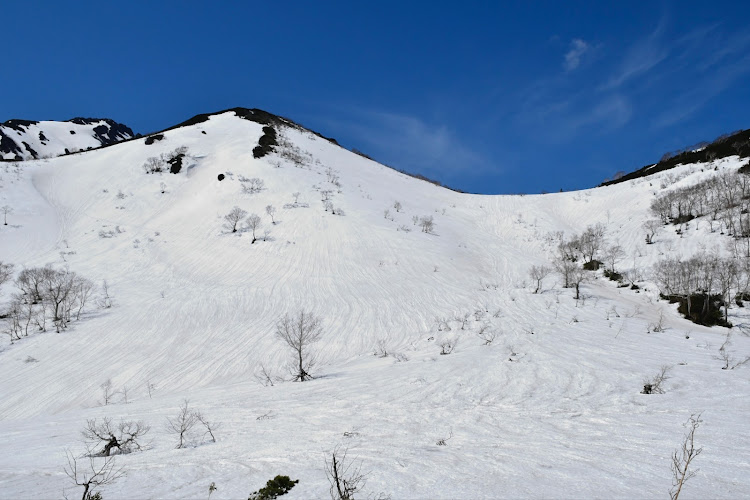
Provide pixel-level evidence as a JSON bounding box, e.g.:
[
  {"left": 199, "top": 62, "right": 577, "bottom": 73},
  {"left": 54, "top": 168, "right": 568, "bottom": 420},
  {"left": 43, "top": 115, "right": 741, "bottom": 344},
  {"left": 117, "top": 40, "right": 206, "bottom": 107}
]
[
  {"left": 0, "top": 118, "right": 134, "bottom": 160},
  {"left": 0, "top": 110, "right": 748, "bottom": 499}
]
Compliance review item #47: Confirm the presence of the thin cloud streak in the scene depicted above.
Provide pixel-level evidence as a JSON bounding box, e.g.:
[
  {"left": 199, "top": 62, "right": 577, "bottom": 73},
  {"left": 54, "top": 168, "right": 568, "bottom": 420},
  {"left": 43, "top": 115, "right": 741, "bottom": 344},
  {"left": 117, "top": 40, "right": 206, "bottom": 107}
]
[
  {"left": 321, "top": 108, "right": 493, "bottom": 180},
  {"left": 564, "top": 39, "right": 590, "bottom": 72}
]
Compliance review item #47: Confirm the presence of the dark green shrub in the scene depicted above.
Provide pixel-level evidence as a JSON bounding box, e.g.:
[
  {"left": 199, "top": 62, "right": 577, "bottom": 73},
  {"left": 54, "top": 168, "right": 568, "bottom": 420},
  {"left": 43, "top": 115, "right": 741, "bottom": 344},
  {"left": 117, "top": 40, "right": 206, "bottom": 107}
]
[
  {"left": 583, "top": 259, "right": 602, "bottom": 271},
  {"left": 253, "top": 126, "right": 278, "bottom": 159},
  {"left": 248, "top": 475, "right": 299, "bottom": 500},
  {"left": 661, "top": 293, "right": 731, "bottom": 327},
  {"left": 603, "top": 269, "right": 623, "bottom": 282}
]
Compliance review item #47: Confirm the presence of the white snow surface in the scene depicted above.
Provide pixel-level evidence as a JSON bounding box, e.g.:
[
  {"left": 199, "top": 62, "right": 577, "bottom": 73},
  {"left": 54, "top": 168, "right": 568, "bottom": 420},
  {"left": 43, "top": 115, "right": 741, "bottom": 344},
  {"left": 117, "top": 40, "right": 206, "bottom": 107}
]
[
  {"left": 0, "top": 119, "right": 132, "bottom": 160},
  {"left": 0, "top": 111, "right": 749, "bottom": 499}
]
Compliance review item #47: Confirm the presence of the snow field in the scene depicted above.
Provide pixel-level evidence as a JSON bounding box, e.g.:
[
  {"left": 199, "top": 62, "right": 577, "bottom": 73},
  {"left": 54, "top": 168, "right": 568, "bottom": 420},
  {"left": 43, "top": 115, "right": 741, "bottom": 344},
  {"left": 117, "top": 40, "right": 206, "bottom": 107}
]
[{"left": 0, "top": 111, "right": 749, "bottom": 498}]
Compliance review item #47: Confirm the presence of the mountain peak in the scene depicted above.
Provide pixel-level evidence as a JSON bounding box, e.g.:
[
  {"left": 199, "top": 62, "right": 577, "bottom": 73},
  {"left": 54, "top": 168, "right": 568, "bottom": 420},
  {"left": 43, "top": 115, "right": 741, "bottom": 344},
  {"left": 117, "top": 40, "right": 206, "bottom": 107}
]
[{"left": 0, "top": 117, "right": 134, "bottom": 160}]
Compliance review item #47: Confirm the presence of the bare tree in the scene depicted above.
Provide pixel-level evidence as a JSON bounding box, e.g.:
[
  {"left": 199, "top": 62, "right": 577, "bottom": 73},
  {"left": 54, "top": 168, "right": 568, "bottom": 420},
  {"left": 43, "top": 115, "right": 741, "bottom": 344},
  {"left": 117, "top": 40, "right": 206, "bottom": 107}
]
[
  {"left": 246, "top": 214, "right": 262, "bottom": 243},
  {"left": 393, "top": 201, "right": 402, "bottom": 212},
  {"left": 603, "top": 244, "right": 625, "bottom": 273},
  {"left": 142, "top": 156, "right": 164, "bottom": 174},
  {"left": 0, "top": 261, "right": 13, "bottom": 287},
  {"left": 292, "top": 192, "right": 301, "bottom": 205},
  {"left": 528, "top": 265, "right": 552, "bottom": 294},
  {"left": 275, "top": 311, "right": 323, "bottom": 381},
  {"left": 325, "top": 446, "right": 366, "bottom": 500},
  {"left": 82, "top": 418, "right": 150, "bottom": 456},
  {"left": 1, "top": 205, "right": 12, "bottom": 225},
  {"left": 477, "top": 324, "right": 497, "bottom": 345},
  {"left": 98, "top": 280, "right": 113, "bottom": 309},
  {"left": 73, "top": 277, "right": 95, "bottom": 321},
  {"left": 569, "top": 266, "right": 589, "bottom": 300},
  {"left": 242, "top": 177, "right": 265, "bottom": 194},
  {"left": 159, "top": 181, "right": 166, "bottom": 194},
  {"left": 64, "top": 449, "right": 124, "bottom": 500},
  {"left": 195, "top": 411, "right": 218, "bottom": 443},
  {"left": 100, "top": 379, "right": 116, "bottom": 406},
  {"left": 641, "top": 365, "right": 671, "bottom": 394},
  {"left": 578, "top": 223, "right": 606, "bottom": 263},
  {"left": 644, "top": 219, "right": 662, "bottom": 244},
  {"left": 265, "top": 205, "right": 277, "bottom": 224},
  {"left": 552, "top": 246, "right": 578, "bottom": 289},
  {"left": 419, "top": 216, "right": 435, "bottom": 233},
  {"left": 42, "top": 268, "right": 76, "bottom": 323},
  {"left": 670, "top": 413, "right": 703, "bottom": 500},
  {"left": 224, "top": 206, "right": 248, "bottom": 233},
  {"left": 166, "top": 399, "right": 199, "bottom": 449}
]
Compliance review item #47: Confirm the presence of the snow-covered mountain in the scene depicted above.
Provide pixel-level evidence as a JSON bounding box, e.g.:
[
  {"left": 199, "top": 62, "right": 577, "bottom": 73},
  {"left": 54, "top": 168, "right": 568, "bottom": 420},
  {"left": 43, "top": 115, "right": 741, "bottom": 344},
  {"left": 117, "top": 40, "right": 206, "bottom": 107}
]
[
  {"left": 0, "top": 117, "right": 134, "bottom": 160},
  {"left": 0, "top": 108, "right": 748, "bottom": 499}
]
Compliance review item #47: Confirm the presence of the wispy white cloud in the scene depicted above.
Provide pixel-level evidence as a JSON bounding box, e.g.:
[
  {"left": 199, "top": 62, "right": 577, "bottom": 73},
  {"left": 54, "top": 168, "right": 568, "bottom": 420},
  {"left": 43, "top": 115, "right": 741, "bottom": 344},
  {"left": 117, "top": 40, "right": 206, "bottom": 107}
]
[
  {"left": 321, "top": 109, "right": 491, "bottom": 178},
  {"left": 564, "top": 39, "right": 590, "bottom": 71},
  {"left": 601, "top": 19, "right": 668, "bottom": 90},
  {"left": 652, "top": 53, "right": 750, "bottom": 129}
]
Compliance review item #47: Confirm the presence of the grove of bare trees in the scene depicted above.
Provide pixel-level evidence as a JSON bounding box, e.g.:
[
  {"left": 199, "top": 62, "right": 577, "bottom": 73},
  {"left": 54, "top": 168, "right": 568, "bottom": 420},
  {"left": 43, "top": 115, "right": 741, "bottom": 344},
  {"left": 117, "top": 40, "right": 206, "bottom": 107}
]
[{"left": 4, "top": 266, "right": 97, "bottom": 341}]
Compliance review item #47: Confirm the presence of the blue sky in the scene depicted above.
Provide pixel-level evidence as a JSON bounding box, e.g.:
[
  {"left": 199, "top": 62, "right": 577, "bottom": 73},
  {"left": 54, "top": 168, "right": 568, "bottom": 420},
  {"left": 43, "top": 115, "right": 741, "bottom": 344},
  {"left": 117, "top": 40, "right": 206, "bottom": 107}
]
[{"left": 2, "top": 1, "right": 750, "bottom": 194}]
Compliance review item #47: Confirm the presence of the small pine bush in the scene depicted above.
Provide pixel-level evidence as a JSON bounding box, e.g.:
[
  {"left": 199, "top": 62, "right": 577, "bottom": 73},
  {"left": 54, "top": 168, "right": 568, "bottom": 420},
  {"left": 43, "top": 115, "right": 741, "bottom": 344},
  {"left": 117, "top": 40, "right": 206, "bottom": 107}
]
[{"left": 248, "top": 475, "right": 299, "bottom": 500}]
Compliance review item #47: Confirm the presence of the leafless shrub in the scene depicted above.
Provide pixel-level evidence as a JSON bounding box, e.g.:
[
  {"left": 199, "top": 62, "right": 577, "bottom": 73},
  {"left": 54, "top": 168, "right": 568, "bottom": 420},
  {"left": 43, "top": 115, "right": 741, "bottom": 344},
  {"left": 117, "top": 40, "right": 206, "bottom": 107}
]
[
  {"left": 435, "top": 317, "right": 451, "bottom": 332},
  {"left": 669, "top": 413, "right": 703, "bottom": 500},
  {"left": 142, "top": 156, "right": 164, "bottom": 174},
  {"left": 325, "top": 446, "right": 367, "bottom": 500},
  {"left": 649, "top": 310, "right": 666, "bottom": 333},
  {"left": 477, "top": 324, "right": 497, "bottom": 345},
  {"left": 82, "top": 418, "right": 150, "bottom": 456},
  {"left": 166, "top": 399, "right": 199, "bottom": 449},
  {"left": 100, "top": 379, "right": 115, "bottom": 406},
  {"left": 195, "top": 411, "right": 219, "bottom": 443},
  {"left": 255, "top": 363, "right": 281, "bottom": 387},
  {"left": 373, "top": 339, "right": 389, "bottom": 358},
  {"left": 98, "top": 280, "right": 113, "bottom": 309},
  {"left": 642, "top": 365, "right": 671, "bottom": 394},
  {"left": 393, "top": 201, "right": 402, "bottom": 212},
  {"left": 439, "top": 339, "right": 457, "bottom": 355},
  {"left": 436, "top": 429, "right": 453, "bottom": 446},
  {"left": 242, "top": 177, "right": 265, "bottom": 194},
  {"left": 146, "top": 380, "right": 156, "bottom": 399},
  {"left": 419, "top": 216, "right": 435, "bottom": 233},
  {"left": 717, "top": 332, "right": 750, "bottom": 369},
  {"left": 455, "top": 312, "right": 470, "bottom": 330},
  {"left": 64, "top": 449, "right": 124, "bottom": 500}
]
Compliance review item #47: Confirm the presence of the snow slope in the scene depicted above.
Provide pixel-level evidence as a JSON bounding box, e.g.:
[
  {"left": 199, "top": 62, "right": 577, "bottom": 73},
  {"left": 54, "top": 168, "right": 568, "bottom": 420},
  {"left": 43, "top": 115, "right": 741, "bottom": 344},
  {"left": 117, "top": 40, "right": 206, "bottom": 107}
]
[
  {"left": 0, "top": 118, "right": 134, "bottom": 160},
  {"left": 0, "top": 110, "right": 749, "bottom": 499}
]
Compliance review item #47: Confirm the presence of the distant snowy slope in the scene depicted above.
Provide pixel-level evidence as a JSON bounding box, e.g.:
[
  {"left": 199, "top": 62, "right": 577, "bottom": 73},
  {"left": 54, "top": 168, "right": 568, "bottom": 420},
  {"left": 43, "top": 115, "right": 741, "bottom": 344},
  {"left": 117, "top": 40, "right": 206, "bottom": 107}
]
[{"left": 0, "top": 117, "right": 134, "bottom": 160}]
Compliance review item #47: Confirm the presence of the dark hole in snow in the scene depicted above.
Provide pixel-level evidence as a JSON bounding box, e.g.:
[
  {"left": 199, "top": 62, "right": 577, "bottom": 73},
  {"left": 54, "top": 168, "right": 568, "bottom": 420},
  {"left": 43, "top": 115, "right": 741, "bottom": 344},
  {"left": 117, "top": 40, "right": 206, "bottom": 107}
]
[
  {"left": 70, "top": 130, "right": 76, "bottom": 134},
  {"left": 218, "top": 174, "right": 225, "bottom": 181}
]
